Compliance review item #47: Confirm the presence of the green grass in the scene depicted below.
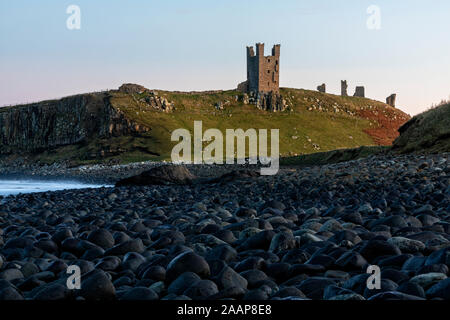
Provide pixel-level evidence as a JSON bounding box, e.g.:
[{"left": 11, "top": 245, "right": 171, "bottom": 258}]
[
  {"left": 29, "top": 136, "right": 166, "bottom": 166},
  {"left": 280, "top": 146, "right": 390, "bottom": 167},
  {"left": 393, "top": 103, "right": 450, "bottom": 153},
  {"left": 108, "top": 88, "right": 383, "bottom": 163},
  {"left": 1, "top": 86, "right": 409, "bottom": 166}
]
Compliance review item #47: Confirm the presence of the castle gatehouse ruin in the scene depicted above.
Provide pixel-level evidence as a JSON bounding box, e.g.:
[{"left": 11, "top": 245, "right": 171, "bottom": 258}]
[
  {"left": 246, "top": 43, "right": 280, "bottom": 93},
  {"left": 238, "top": 43, "right": 287, "bottom": 112}
]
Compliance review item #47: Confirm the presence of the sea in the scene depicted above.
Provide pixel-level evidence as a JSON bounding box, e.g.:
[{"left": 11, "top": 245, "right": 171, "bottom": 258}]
[{"left": 0, "top": 179, "right": 110, "bottom": 197}]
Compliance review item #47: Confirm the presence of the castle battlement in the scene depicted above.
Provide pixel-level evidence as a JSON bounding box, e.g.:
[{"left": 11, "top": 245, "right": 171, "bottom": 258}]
[{"left": 246, "top": 43, "right": 280, "bottom": 94}]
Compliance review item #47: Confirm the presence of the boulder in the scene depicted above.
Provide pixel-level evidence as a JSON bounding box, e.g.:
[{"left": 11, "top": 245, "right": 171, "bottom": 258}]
[{"left": 116, "top": 165, "right": 195, "bottom": 186}]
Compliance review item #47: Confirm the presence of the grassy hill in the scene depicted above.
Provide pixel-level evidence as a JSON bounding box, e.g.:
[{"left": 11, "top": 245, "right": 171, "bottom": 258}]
[
  {"left": 0, "top": 85, "right": 410, "bottom": 165},
  {"left": 393, "top": 102, "right": 450, "bottom": 153},
  {"left": 108, "top": 87, "right": 409, "bottom": 161}
]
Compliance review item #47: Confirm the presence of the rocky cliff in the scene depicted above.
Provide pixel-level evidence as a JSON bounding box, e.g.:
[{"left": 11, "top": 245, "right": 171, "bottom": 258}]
[{"left": 0, "top": 92, "right": 149, "bottom": 155}]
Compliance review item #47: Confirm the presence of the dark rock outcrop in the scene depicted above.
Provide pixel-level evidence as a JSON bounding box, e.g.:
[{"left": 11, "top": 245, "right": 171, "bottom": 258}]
[
  {"left": 115, "top": 165, "right": 196, "bottom": 186},
  {"left": 241, "top": 92, "right": 288, "bottom": 112}
]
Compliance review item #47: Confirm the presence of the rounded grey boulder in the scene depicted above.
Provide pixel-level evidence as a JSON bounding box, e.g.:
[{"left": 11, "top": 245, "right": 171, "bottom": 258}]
[{"left": 166, "top": 252, "right": 210, "bottom": 283}]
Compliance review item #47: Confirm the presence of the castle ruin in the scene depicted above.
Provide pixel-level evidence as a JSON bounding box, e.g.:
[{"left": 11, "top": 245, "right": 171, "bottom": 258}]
[
  {"left": 353, "top": 86, "right": 365, "bottom": 98},
  {"left": 246, "top": 43, "right": 280, "bottom": 93},
  {"left": 341, "top": 80, "right": 348, "bottom": 96},
  {"left": 317, "top": 83, "right": 326, "bottom": 93},
  {"left": 314, "top": 80, "right": 396, "bottom": 109},
  {"left": 237, "top": 44, "right": 395, "bottom": 112},
  {"left": 386, "top": 94, "right": 397, "bottom": 107},
  {"left": 238, "top": 43, "right": 287, "bottom": 112}
]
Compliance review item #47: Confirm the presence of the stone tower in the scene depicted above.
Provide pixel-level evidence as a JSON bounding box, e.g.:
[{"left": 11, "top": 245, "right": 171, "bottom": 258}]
[
  {"left": 341, "top": 80, "right": 348, "bottom": 96},
  {"left": 246, "top": 43, "right": 280, "bottom": 93}
]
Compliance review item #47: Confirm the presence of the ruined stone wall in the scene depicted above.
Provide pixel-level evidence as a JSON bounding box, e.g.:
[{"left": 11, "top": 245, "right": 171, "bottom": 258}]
[
  {"left": 237, "top": 81, "right": 248, "bottom": 93},
  {"left": 317, "top": 84, "right": 326, "bottom": 93},
  {"left": 354, "top": 86, "right": 365, "bottom": 98},
  {"left": 386, "top": 94, "right": 397, "bottom": 107}
]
